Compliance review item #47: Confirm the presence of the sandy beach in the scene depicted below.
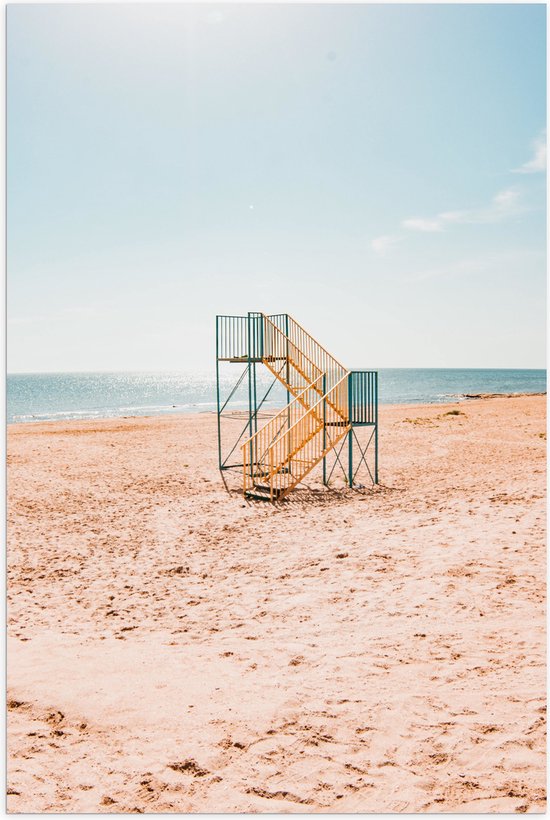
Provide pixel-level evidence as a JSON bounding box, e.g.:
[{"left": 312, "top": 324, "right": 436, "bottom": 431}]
[{"left": 7, "top": 395, "right": 546, "bottom": 813}]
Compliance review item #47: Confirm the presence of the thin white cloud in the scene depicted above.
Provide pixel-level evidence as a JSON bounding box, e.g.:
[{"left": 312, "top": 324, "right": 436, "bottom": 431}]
[
  {"left": 401, "top": 217, "right": 442, "bottom": 232},
  {"left": 407, "top": 254, "right": 492, "bottom": 283},
  {"left": 513, "top": 132, "right": 546, "bottom": 174},
  {"left": 406, "top": 248, "right": 545, "bottom": 283},
  {"left": 402, "top": 188, "right": 522, "bottom": 233},
  {"left": 371, "top": 234, "right": 402, "bottom": 256}
]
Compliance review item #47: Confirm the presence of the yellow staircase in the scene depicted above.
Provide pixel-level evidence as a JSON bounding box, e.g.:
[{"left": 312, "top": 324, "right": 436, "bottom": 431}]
[{"left": 240, "top": 314, "right": 352, "bottom": 501}]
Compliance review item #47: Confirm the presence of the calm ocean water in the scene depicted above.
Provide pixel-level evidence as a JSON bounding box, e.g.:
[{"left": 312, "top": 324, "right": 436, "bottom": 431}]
[{"left": 7, "top": 369, "right": 546, "bottom": 424}]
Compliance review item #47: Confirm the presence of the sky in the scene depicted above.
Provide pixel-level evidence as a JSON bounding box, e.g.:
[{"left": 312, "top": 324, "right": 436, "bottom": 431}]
[{"left": 7, "top": 2, "right": 547, "bottom": 373}]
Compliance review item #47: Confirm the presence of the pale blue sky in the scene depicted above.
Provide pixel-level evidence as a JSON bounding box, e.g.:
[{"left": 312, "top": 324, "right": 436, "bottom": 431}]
[{"left": 7, "top": 3, "right": 546, "bottom": 372}]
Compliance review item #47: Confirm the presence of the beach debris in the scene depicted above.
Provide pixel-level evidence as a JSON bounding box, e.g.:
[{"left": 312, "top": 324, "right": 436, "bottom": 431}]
[
  {"left": 289, "top": 655, "right": 304, "bottom": 666},
  {"left": 168, "top": 759, "right": 209, "bottom": 777}
]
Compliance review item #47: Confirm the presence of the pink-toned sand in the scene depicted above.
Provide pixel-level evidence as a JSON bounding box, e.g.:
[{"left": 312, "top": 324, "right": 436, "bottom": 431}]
[{"left": 7, "top": 396, "right": 546, "bottom": 813}]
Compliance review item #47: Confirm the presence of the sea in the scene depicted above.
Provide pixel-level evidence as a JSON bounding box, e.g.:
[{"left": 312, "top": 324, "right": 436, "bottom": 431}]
[{"left": 7, "top": 369, "right": 547, "bottom": 424}]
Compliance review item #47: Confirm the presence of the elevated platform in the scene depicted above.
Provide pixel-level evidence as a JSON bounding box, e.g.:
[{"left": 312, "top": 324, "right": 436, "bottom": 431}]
[{"left": 216, "top": 312, "right": 378, "bottom": 501}]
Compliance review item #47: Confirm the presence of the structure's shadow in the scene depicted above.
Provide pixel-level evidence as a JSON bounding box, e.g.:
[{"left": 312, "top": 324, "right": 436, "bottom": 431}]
[
  {"left": 219, "top": 470, "right": 242, "bottom": 498},
  {"left": 218, "top": 468, "right": 397, "bottom": 508}
]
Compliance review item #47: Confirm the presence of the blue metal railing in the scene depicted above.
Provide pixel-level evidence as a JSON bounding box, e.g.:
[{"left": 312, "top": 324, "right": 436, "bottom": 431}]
[
  {"left": 349, "top": 370, "right": 377, "bottom": 425},
  {"left": 217, "top": 313, "right": 279, "bottom": 360},
  {"left": 216, "top": 315, "right": 249, "bottom": 360}
]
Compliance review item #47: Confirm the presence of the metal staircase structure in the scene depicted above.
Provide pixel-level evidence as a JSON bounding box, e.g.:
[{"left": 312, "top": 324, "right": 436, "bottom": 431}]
[{"left": 216, "top": 312, "right": 378, "bottom": 502}]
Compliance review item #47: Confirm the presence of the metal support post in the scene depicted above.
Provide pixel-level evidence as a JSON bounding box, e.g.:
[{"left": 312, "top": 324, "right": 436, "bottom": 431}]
[
  {"left": 322, "top": 373, "right": 327, "bottom": 485},
  {"left": 216, "top": 316, "right": 222, "bottom": 471},
  {"left": 285, "top": 313, "right": 291, "bottom": 427},
  {"left": 247, "top": 313, "right": 254, "bottom": 479},
  {"left": 348, "top": 375, "right": 353, "bottom": 488},
  {"left": 374, "top": 370, "right": 379, "bottom": 484}
]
